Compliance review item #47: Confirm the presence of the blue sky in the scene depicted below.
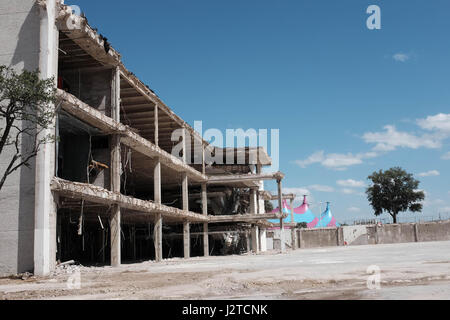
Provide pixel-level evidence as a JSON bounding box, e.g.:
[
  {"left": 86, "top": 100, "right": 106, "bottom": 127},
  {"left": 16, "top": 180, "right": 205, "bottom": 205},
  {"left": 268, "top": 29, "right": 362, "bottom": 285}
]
[{"left": 71, "top": 0, "right": 450, "bottom": 223}]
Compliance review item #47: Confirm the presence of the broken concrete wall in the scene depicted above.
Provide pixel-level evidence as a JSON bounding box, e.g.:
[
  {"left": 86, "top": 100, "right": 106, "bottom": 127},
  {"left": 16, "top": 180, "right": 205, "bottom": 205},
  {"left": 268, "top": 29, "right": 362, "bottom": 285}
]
[
  {"left": 0, "top": 0, "right": 41, "bottom": 276},
  {"left": 342, "top": 225, "right": 370, "bottom": 246},
  {"left": 343, "top": 222, "right": 449, "bottom": 248},
  {"left": 284, "top": 221, "right": 450, "bottom": 251},
  {"left": 266, "top": 228, "right": 293, "bottom": 250}
]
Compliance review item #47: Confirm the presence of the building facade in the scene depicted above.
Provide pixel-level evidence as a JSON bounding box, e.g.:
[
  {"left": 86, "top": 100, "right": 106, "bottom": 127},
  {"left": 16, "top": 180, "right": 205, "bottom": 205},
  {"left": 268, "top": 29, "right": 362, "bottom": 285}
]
[{"left": 0, "top": 0, "right": 287, "bottom": 277}]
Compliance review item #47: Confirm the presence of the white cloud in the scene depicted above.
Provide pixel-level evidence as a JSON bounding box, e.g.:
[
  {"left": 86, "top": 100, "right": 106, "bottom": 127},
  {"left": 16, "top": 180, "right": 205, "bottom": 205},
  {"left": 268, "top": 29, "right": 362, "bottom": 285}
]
[
  {"left": 418, "top": 113, "right": 450, "bottom": 133},
  {"left": 308, "top": 185, "right": 335, "bottom": 192},
  {"left": 393, "top": 53, "right": 409, "bottom": 62},
  {"left": 295, "top": 151, "right": 366, "bottom": 170},
  {"left": 348, "top": 207, "right": 361, "bottom": 213},
  {"left": 337, "top": 179, "right": 366, "bottom": 188},
  {"left": 440, "top": 207, "right": 450, "bottom": 213},
  {"left": 361, "top": 151, "right": 379, "bottom": 159},
  {"left": 418, "top": 170, "right": 440, "bottom": 177},
  {"left": 294, "top": 151, "right": 325, "bottom": 168},
  {"left": 363, "top": 125, "right": 442, "bottom": 152},
  {"left": 294, "top": 113, "right": 450, "bottom": 171},
  {"left": 322, "top": 153, "right": 363, "bottom": 169}
]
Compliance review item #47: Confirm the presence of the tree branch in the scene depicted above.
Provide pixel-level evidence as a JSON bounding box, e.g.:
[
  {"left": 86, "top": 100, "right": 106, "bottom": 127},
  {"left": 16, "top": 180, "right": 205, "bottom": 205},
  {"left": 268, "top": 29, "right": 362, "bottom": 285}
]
[{"left": 0, "top": 154, "right": 19, "bottom": 190}]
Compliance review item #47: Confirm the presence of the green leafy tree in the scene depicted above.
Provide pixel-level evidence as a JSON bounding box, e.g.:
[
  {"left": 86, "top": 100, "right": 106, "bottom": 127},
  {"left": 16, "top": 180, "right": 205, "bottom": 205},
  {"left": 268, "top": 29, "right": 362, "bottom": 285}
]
[
  {"left": 366, "top": 167, "right": 425, "bottom": 224},
  {"left": 0, "top": 66, "right": 56, "bottom": 191}
]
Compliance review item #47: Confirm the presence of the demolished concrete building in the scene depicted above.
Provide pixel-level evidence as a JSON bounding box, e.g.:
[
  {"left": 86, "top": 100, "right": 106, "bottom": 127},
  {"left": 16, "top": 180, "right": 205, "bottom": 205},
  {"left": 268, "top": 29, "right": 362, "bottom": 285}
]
[{"left": 0, "top": 0, "right": 289, "bottom": 276}]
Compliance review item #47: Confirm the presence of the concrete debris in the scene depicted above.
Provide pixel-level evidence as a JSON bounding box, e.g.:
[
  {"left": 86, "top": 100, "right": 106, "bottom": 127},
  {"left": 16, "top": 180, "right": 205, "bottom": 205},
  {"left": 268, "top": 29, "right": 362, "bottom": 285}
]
[{"left": 53, "top": 264, "right": 82, "bottom": 276}]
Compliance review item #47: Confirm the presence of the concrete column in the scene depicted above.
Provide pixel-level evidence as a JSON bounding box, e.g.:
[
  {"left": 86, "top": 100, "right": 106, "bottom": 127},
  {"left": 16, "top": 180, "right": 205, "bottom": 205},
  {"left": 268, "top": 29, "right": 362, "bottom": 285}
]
[
  {"left": 202, "top": 144, "right": 206, "bottom": 175},
  {"left": 251, "top": 226, "right": 259, "bottom": 253},
  {"left": 154, "top": 161, "right": 161, "bottom": 204},
  {"left": 249, "top": 188, "right": 259, "bottom": 253},
  {"left": 279, "top": 219, "right": 285, "bottom": 252},
  {"left": 110, "top": 134, "right": 121, "bottom": 267},
  {"left": 250, "top": 188, "right": 257, "bottom": 214},
  {"left": 110, "top": 66, "right": 121, "bottom": 267},
  {"left": 259, "top": 228, "right": 267, "bottom": 253},
  {"left": 113, "top": 67, "right": 121, "bottom": 120},
  {"left": 277, "top": 179, "right": 285, "bottom": 253},
  {"left": 201, "top": 184, "right": 207, "bottom": 215},
  {"left": 340, "top": 227, "right": 344, "bottom": 246},
  {"left": 110, "top": 206, "right": 121, "bottom": 266},
  {"left": 154, "top": 161, "right": 162, "bottom": 262},
  {"left": 203, "top": 223, "right": 209, "bottom": 257},
  {"left": 182, "top": 127, "right": 189, "bottom": 164},
  {"left": 183, "top": 222, "right": 190, "bottom": 259},
  {"left": 291, "top": 228, "right": 297, "bottom": 250},
  {"left": 414, "top": 223, "right": 420, "bottom": 242},
  {"left": 202, "top": 183, "right": 209, "bottom": 257},
  {"left": 182, "top": 173, "right": 189, "bottom": 211},
  {"left": 154, "top": 104, "right": 159, "bottom": 146},
  {"left": 153, "top": 105, "right": 161, "bottom": 267},
  {"left": 375, "top": 224, "right": 380, "bottom": 245},
  {"left": 255, "top": 164, "right": 262, "bottom": 215},
  {"left": 182, "top": 173, "right": 190, "bottom": 258},
  {"left": 290, "top": 198, "right": 296, "bottom": 250},
  {"left": 336, "top": 227, "right": 341, "bottom": 246},
  {"left": 256, "top": 164, "right": 267, "bottom": 252},
  {"left": 181, "top": 126, "right": 189, "bottom": 210},
  {"left": 34, "top": 0, "right": 58, "bottom": 276},
  {"left": 56, "top": 213, "right": 62, "bottom": 262},
  {"left": 298, "top": 229, "right": 304, "bottom": 249},
  {"left": 154, "top": 214, "right": 163, "bottom": 262}
]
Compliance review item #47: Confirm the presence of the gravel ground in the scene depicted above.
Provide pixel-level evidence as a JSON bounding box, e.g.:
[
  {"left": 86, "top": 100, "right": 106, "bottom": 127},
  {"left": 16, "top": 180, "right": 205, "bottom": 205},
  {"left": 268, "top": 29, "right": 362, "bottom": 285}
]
[{"left": 1, "top": 241, "right": 449, "bottom": 300}]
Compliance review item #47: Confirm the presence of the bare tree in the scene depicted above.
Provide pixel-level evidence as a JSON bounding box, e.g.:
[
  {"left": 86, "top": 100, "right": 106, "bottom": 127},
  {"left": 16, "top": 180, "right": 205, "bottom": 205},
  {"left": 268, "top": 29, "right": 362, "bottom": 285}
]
[{"left": 0, "top": 65, "right": 56, "bottom": 191}]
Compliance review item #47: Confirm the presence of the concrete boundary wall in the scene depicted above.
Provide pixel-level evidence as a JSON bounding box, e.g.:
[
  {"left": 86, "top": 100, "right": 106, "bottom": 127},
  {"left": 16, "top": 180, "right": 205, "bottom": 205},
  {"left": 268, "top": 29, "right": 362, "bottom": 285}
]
[
  {"left": 266, "top": 220, "right": 450, "bottom": 251},
  {"left": 298, "top": 228, "right": 341, "bottom": 249}
]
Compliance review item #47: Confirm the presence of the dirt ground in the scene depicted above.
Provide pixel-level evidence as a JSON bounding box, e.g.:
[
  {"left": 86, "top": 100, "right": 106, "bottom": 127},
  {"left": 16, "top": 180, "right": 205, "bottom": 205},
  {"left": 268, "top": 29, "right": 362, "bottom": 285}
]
[{"left": 1, "top": 241, "right": 450, "bottom": 300}]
